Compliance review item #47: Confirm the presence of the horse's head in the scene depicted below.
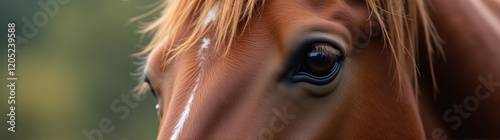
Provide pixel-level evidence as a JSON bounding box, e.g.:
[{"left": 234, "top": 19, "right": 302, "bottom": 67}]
[{"left": 137, "top": 0, "right": 440, "bottom": 139}]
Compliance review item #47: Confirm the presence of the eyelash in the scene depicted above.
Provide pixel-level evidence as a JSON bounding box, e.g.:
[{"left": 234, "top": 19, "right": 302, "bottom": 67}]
[{"left": 144, "top": 77, "right": 157, "bottom": 98}]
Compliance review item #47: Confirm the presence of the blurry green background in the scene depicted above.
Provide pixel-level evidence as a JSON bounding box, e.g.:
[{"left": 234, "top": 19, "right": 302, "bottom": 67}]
[{"left": 0, "top": 0, "right": 160, "bottom": 139}]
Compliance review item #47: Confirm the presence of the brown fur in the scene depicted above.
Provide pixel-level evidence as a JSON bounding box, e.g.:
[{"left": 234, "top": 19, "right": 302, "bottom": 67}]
[{"left": 133, "top": 0, "right": 500, "bottom": 139}]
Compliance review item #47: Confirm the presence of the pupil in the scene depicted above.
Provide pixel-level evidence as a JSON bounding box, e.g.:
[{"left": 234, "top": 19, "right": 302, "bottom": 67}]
[
  {"left": 305, "top": 50, "right": 335, "bottom": 76},
  {"left": 308, "top": 52, "right": 330, "bottom": 67},
  {"left": 308, "top": 52, "right": 330, "bottom": 66}
]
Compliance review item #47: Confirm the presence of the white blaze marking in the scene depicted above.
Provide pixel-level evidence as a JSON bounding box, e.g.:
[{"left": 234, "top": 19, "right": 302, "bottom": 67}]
[
  {"left": 203, "top": 3, "right": 219, "bottom": 29},
  {"left": 170, "top": 3, "right": 218, "bottom": 140}
]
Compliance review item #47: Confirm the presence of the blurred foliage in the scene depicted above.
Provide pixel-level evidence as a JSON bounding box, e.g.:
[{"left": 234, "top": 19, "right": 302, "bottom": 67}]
[{"left": 0, "top": 0, "right": 161, "bottom": 139}]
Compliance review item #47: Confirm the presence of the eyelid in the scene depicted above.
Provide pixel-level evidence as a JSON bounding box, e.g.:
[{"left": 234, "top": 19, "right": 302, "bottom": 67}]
[
  {"left": 291, "top": 32, "right": 346, "bottom": 62},
  {"left": 286, "top": 33, "right": 345, "bottom": 70},
  {"left": 144, "top": 76, "right": 158, "bottom": 98}
]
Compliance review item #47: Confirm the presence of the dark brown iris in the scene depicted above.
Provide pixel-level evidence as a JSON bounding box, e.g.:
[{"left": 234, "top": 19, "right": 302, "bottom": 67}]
[{"left": 303, "top": 44, "right": 339, "bottom": 77}]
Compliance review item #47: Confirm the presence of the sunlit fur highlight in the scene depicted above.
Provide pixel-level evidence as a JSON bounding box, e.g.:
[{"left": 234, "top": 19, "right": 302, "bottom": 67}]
[{"left": 133, "top": 0, "right": 443, "bottom": 97}]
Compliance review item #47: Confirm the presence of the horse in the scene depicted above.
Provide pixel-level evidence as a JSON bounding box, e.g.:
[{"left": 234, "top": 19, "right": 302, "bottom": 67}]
[{"left": 132, "top": 0, "right": 500, "bottom": 139}]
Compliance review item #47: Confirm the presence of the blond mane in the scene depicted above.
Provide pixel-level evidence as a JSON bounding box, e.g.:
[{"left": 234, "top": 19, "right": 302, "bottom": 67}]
[{"left": 133, "top": 0, "right": 443, "bottom": 96}]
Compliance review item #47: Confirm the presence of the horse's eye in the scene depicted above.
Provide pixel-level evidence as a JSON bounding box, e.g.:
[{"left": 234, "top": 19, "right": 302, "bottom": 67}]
[
  {"left": 144, "top": 77, "right": 160, "bottom": 110},
  {"left": 290, "top": 43, "right": 343, "bottom": 85}
]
